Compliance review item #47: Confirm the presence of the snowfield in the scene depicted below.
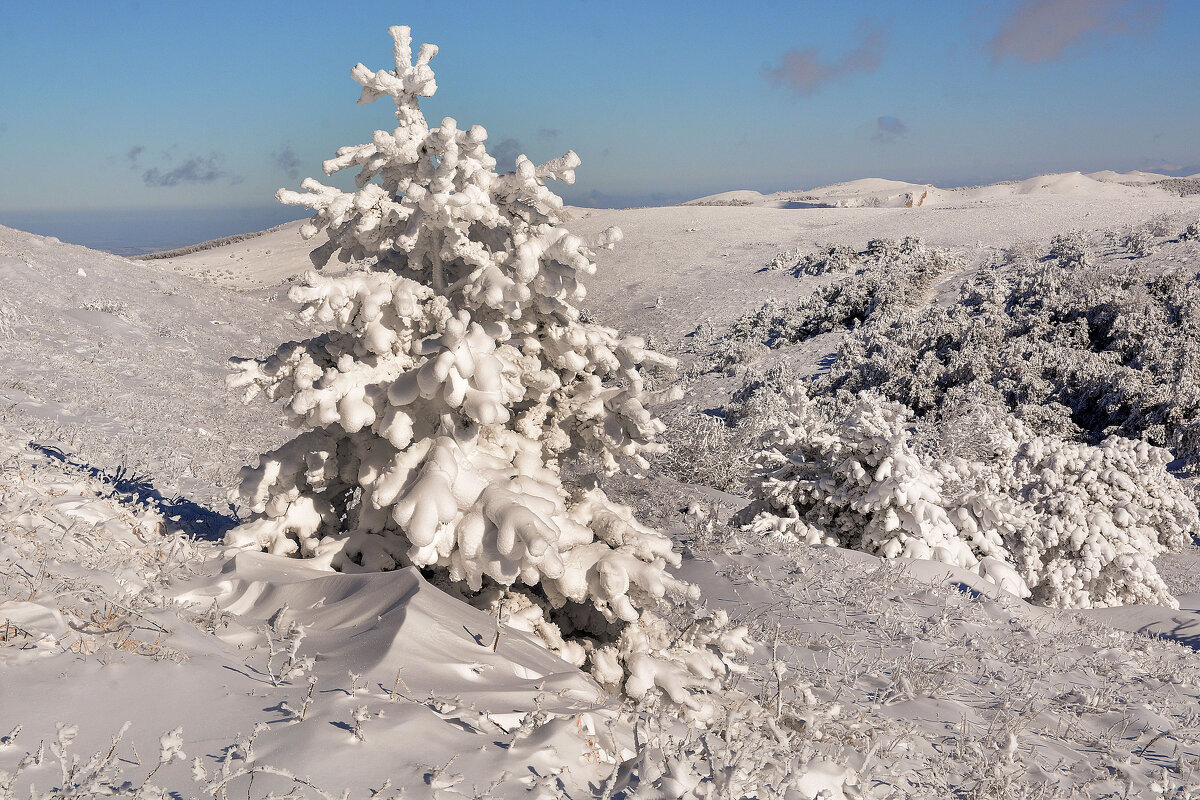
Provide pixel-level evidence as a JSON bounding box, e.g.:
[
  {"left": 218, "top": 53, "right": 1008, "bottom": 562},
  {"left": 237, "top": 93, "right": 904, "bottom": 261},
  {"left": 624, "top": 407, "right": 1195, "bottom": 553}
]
[
  {"left": 5, "top": 23, "right": 1200, "bottom": 797},
  {"left": 3, "top": 176, "right": 1200, "bottom": 798}
]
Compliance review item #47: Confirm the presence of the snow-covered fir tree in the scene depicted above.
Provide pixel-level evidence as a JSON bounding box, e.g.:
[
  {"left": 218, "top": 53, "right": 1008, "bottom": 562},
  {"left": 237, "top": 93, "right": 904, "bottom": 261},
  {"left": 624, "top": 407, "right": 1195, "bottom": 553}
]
[{"left": 226, "top": 25, "right": 750, "bottom": 720}]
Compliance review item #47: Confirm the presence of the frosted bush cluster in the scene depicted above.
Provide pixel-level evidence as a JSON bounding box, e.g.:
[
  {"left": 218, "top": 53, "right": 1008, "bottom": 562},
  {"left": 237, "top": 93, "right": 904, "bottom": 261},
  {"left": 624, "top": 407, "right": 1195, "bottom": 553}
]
[
  {"left": 618, "top": 702, "right": 854, "bottom": 800},
  {"left": 654, "top": 364, "right": 796, "bottom": 492},
  {"left": 652, "top": 408, "right": 748, "bottom": 490},
  {"left": 226, "top": 26, "right": 748, "bottom": 718},
  {"left": 765, "top": 243, "right": 858, "bottom": 276},
  {"left": 723, "top": 236, "right": 959, "bottom": 357},
  {"left": 764, "top": 248, "right": 802, "bottom": 272},
  {"left": 739, "top": 387, "right": 1197, "bottom": 608},
  {"left": 1048, "top": 231, "right": 1094, "bottom": 269},
  {"left": 1123, "top": 228, "right": 1156, "bottom": 258},
  {"left": 821, "top": 249, "right": 1200, "bottom": 474}
]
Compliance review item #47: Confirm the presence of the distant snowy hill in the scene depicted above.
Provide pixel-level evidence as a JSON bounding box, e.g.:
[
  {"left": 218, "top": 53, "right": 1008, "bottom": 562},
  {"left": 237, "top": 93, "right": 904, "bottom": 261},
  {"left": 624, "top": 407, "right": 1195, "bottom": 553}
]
[{"left": 687, "top": 170, "right": 1183, "bottom": 212}]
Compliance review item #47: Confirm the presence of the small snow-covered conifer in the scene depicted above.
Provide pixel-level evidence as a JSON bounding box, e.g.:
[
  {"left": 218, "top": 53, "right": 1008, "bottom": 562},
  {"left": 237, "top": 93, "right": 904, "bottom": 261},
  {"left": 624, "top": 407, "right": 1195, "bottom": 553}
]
[{"left": 226, "top": 26, "right": 748, "bottom": 718}]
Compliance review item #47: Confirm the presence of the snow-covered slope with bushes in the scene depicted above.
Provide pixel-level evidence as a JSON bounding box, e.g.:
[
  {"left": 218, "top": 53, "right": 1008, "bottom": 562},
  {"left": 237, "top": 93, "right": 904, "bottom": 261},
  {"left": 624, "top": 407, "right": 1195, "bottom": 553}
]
[
  {"left": 4, "top": 27, "right": 1200, "bottom": 794},
  {"left": 0, "top": 417, "right": 630, "bottom": 798},
  {"left": 4, "top": 178, "right": 1200, "bottom": 796}
]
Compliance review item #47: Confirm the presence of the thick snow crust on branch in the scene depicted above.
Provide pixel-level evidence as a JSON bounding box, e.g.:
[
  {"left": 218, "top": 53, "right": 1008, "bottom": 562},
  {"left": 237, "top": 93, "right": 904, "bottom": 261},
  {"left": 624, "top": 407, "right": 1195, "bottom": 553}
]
[
  {"left": 740, "top": 388, "right": 1197, "bottom": 609},
  {"left": 226, "top": 26, "right": 746, "bottom": 719}
]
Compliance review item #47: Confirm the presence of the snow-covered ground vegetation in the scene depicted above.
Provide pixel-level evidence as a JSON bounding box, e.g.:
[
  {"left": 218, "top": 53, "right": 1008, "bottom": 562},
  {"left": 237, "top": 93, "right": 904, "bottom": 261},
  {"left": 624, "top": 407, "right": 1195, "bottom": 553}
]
[
  {"left": 5, "top": 26, "right": 1200, "bottom": 798},
  {"left": 818, "top": 231, "right": 1200, "bottom": 475},
  {"left": 716, "top": 237, "right": 962, "bottom": 369},
  {"left": 696, "top": 214, "right": 1200, "bottom": 613},
  {"left": 739, "top": 387, "right": 1197, "bottom": 608}
]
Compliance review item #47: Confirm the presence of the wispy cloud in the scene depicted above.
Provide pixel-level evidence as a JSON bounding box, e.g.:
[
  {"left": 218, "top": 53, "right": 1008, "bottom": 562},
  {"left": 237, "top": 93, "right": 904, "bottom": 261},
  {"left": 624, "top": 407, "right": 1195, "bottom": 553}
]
[
  {"left": 142, "top": 156, "right": 229, "bottom": 187},
  {"left": 125, "top": 146, "right": 238, "bottom": 187},
  {"left": 872, "top": 115, "right": 908, "bottom": 144},
  {"left": 764, "top": 22, "right": 888, "bottom": 96},
  {"left": 274, "top": 145, "right": 301, "bottom": 179},
  {"left": 988, "top": 0, "right": 1163, "bottom": 64},
  {"left": 491, "top": 138, "right": 522, "bottom": 172},
  {"left": 537, "top": 128, "right": 560, "bottom": 141}
]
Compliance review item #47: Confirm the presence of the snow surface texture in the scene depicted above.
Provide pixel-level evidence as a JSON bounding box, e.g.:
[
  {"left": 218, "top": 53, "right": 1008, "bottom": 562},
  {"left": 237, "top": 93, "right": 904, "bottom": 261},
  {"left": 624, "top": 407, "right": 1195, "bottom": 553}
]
[
  {"left": 222, "top": 26, "right": 758, "bottom": 723},
  {"left": 0, "top": 420, "right": 641, "bottom": 798},
  {"left": 0, "top": 225, "right": 303, "bottom": 531}
]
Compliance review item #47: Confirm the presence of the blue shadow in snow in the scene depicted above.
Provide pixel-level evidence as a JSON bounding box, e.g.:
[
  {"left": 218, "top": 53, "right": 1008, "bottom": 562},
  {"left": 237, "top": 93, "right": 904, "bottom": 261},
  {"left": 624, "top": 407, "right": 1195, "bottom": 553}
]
[
  {"left": 950, "top": 581, "right": 984, "bottom": 600},
  {"left": 28, "top": 443, "right": 238, "bottom": 541}
]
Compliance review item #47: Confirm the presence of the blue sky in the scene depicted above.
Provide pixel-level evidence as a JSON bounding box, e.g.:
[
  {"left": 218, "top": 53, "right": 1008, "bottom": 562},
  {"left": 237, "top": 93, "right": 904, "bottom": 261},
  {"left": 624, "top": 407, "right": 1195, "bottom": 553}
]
[{"left": 1, "top": 0, "right": 1197, "bottom": 248}]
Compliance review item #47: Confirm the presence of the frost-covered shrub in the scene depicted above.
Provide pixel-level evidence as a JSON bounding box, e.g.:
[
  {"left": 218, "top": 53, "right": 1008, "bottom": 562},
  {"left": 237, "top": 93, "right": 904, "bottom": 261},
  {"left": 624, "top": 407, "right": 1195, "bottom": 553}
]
[
  {"left": 226, "top": 26, "right": 747, "bottom": 719},
  {"left": 653, "top": 408, "right": 747, "bottom": 490},
  {"left": 688, "top": 197, "right": 752, "bottom": 207},
  {"left": 765, "top": 248, "right": 802, "bottom": 271},
  {"left": 1147, "top": 215, "right": 1175, "bottom": 238},
  {"left": 79, "top": 298, "right": 131, "bottom": 319},
  {"left": 1000, "top": 241, "right": 1038, "bottom": 267},
  {"left": 726, "top": 361, "right": 796, "bottom": 438},
  {"left": 1123, "top": 228, "right": 1156, "bottom": 258},
  {"left": 739, "top": 387, "right": 1197, "bottom": 608},
  {"left": 722, "top": 236, "right": 959, "bottom": 355},
  {"left": 767, "top": 243, "right": 858, "bottom": 276},
  {"left": 739, "top": 389, "right": 987, "bottom": 568},
  {"left": 616, "top": 690, "right": 856, "bottom": 800},
  {"left": 654, "top": 364, "right": 795, "bottom": 493},
  {"left": 708, "top": 334, "right": 767, "bottom": 376},
  {"left": 1049, "top": 231, "right": 1093, "bottom": 268},
  {"left": 822, "top": 254, "right": 1200, "bottom": 474},
  {"left": 1181, "top": 219, "right": 1200, "bottom": 241}
]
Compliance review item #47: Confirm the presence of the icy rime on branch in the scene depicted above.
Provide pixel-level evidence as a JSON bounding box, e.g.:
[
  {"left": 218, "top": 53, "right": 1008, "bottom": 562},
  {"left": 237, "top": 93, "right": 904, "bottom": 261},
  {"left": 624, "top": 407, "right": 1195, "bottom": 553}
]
[{"left": 225, "top": 26, "right": 750, "bottom": 719}]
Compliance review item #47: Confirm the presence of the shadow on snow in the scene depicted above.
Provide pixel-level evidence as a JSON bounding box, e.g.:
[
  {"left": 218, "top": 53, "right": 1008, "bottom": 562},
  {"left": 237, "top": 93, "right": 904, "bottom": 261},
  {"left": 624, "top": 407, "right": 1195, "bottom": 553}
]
[{"left": 28, "top": 442, "right": 238, "bottom": 542}]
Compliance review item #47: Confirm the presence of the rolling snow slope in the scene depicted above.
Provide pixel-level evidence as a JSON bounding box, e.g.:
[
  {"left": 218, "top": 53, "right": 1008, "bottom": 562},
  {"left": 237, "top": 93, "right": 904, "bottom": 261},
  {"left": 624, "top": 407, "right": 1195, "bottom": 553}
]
[{"left": 4, "top": 175, "right": 1200, "bottom": 797}]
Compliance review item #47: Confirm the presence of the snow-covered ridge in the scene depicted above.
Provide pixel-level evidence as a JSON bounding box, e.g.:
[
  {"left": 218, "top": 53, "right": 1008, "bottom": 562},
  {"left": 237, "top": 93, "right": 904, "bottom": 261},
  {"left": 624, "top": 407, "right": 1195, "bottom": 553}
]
[{"left": 687, "top": 170, "right": 1194, "bottom": 210}]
